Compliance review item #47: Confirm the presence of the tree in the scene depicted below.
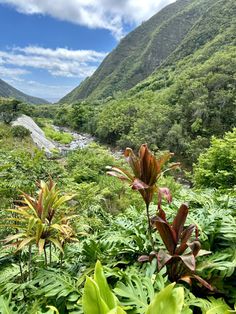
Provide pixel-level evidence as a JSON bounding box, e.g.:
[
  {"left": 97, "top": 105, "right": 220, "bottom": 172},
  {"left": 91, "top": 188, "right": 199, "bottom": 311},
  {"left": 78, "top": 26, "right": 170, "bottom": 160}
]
[{"left": 193, "top": 128, "right": 236, "bottom": 188}]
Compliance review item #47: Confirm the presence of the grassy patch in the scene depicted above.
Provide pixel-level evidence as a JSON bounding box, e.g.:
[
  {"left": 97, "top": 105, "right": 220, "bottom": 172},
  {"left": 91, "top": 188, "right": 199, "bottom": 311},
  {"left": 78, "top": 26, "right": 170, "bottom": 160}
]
[
  {"left": 35, "top": 118, "right": 74, "bottom": 144},
  {"left": 43, "top": 125, "right": 73, "bottom": 144}
]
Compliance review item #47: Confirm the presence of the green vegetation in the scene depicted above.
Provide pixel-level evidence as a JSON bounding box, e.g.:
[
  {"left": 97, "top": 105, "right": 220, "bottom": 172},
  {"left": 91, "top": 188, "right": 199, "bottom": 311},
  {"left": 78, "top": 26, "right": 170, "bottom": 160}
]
[
  {"left": 60, "top": 0, "right": 235, "bottom": 103},
  {"left": 194, "top": 128, "right": 236, "bottom": 189},
  {"left": 3, "top": 180, "right": 76, "bottom": 272},
  {"left": 0, "top": 97, "right": 21, "bottom": 124},
  {"left": 43, "top": 124, "right": 73, "bottom": 144},
  {"left": 11, "top": 125, "right": 31, "bottom": 139},
  {"left": 57, "top": 44, "right": 236, "bottom": 164},
  {"left": 0, "top": 123, "right": 63, "bottom": 211},
  {"left": 83, "top": 261, "right": 186, "bottom": 314},
  {"left": 0, "top": 125, "right": 235, "bottom": 312},
  {"left": 0, "top": 0, "right": 235, "bottom": 312}
]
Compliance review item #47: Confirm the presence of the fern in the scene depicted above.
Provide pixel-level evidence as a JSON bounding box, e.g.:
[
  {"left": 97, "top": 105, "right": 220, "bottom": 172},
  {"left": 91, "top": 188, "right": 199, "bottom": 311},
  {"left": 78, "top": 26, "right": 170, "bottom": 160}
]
[
  {"left": 33, "top": 269, "right": 80, "bottom": 298},
  {"left": 31, "top": 269, "right": 81, "bottom": 312},
  {"left": 0, "top": 264, "right": 20, "bottom": 286},
  {"left": 197, "top": 249, "right": 236, "bottom": 278},
  {"left": 114, "top": 274, "right": 155, "bottom": 313},
  {"left": 111, "top": 261, "right": 169, "bottom": 314},
  {"left": 0, "top": 295, "right": 18, "bottom": 314},
  {"left": 187, "top": 294, "right": 235, "bottom": 314}
]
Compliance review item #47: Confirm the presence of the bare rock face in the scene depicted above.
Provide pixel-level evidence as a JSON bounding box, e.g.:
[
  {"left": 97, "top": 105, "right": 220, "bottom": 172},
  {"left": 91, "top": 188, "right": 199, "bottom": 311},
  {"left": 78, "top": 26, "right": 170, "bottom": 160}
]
[{"left": 12, "top": 115, "right": 56, "bottom": 154}]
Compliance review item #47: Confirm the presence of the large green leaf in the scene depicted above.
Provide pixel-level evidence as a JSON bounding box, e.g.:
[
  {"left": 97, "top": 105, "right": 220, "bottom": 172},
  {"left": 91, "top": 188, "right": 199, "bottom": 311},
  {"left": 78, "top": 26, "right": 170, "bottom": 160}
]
[
  {"left": 108, "top": 307, "right": 127, "bottom": 314},
  {"left": 82, "top": 276, "right": 109, "bottom": 314},
  {"left": 114, "top": 275, "right": 155, "bottom": 313},
  {"left": 0, "top": 296, "right": 16, "bottom": 314},
  {"left": 146, "top": 283, "right": 184, "bottom": 314},
  {"left": 94, "top": 261, "right": 117, "bottom": 310}
]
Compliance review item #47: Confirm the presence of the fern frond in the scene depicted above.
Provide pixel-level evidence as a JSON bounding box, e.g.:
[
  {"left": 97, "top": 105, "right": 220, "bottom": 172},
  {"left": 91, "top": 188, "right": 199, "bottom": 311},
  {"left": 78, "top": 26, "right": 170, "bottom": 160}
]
[{"left": 32, "top": 269, "right": 80, "bottom": 299}]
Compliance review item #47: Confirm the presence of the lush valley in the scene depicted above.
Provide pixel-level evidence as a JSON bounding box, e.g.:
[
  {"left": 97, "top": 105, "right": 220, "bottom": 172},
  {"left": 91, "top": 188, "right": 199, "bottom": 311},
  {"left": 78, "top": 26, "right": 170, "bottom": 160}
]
[
  {"left": 0, "top": 0, "right": 236, "bottom": 312},
  {"left": 56, "top": 39, "right": 236, "bottom": 163}
]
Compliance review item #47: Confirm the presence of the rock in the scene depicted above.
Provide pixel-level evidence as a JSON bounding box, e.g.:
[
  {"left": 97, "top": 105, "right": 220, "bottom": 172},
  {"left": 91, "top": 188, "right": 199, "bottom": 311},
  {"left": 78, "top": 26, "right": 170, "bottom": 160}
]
[{"left": 12, "top": 114, "right": 56, "bottom": 155}]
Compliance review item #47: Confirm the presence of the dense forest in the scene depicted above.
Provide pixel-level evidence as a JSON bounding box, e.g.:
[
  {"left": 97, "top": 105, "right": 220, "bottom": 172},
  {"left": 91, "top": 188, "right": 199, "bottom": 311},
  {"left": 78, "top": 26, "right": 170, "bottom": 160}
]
[
  {"left": 0, "top": 0, "right": 236, "bottom": 312},
  {"left": 55, "top": 45, "right": 236, "bottom": 164}
]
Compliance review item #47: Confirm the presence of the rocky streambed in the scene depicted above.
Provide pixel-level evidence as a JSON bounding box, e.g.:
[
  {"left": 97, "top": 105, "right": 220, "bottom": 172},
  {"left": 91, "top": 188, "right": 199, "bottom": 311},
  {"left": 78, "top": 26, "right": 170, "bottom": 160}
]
[
  {"left": 51, "top": 125, "right": 94, "bottom": 154},
  {"left": 13, "top": 115, "right": 94, "bottom": 155}
]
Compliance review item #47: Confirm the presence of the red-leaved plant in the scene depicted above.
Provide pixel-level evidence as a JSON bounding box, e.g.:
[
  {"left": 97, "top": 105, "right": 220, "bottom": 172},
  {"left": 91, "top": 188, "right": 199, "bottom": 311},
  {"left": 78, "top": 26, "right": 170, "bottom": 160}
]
[
  {"left": 107, "top": 144, "right": 179, "bottom": 248},
  {"left": 138, "top": 203, "right": 213, "bottom": 290},
  {"left": 107, "top": 144, "right": 212, "bottom": 291}
]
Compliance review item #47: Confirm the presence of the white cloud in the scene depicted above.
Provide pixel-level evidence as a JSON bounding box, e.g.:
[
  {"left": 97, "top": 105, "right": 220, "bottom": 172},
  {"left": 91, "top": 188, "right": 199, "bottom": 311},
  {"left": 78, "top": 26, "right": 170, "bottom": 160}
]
[
  {"left": 14, "top": 46, "right": 106, "bottom": 62},
  {"left": 0, "top": 46, "right": 107, "bottom": 101},
  {"left": 0, "top": 46, "right": 107, "bottom": 78},
  {"left": 0, "top": 66, "right": 29, "bottom": 77},
  {"left": 0, "top": 0, "right": 176, "bottom": 39}
]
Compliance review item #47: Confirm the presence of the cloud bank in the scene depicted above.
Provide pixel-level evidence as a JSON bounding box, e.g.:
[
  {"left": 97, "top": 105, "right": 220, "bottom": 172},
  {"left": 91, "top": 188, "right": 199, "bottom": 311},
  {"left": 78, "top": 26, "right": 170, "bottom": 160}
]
[
  {"left": 0, "top": 46, "right": 107, "bottom": 101},
  {"left": 0, "top": 0, "right": 176, "bottom": 39},
  {"left": 0, "top": 46, "right": 107, "bottom": 78}
]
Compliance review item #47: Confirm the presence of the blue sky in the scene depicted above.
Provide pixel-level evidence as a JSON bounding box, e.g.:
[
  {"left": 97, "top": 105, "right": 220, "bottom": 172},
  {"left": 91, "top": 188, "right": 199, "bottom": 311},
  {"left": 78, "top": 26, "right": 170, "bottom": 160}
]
[{"left": 0, "top": 0, "right": 175, "bottom": 102}]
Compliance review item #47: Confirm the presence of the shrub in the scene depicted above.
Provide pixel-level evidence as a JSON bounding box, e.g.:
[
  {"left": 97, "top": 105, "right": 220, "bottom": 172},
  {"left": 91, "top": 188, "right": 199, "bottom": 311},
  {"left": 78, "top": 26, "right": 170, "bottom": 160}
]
[
  {"left": 193, "top": 128, "right": 236, "bottom": 188},
  {"left": 11, "top": 125, "right": 31, "bottom": 139}
]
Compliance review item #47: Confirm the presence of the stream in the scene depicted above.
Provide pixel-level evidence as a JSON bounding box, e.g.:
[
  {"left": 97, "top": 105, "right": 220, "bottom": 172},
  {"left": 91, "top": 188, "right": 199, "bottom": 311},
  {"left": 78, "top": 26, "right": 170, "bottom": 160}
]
[
  {"left": 12, "top": 115, "right": 95, "bottom": 156},
  {"left": 13, "top": 115, "right": 190, "bottom": 186},
  {"left": 51, "top": 125, "right": 95, "bottom": 154},
  {"left": 52, "top": 125, "right": 123, "bottom": 159},
  {"left": 13, "top": 114, "right": 122, "bottom": 158}
]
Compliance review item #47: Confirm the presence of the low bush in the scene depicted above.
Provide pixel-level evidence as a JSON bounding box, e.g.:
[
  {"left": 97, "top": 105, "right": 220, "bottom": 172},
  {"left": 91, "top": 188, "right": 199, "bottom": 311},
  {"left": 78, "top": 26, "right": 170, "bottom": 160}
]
[{"left": 11, "top": 125, "right": 31, "bottom": 139}]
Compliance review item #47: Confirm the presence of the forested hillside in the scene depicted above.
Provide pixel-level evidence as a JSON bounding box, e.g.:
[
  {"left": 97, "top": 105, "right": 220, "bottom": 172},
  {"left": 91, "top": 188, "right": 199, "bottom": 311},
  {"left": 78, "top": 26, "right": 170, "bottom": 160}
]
[
  {"left": 56, "top": 10, "right": 236, "bottom": 163},
  {"left": 60, "top": 0, "right": 235, "bottom": 103},
  {"left": 0, "top": 78, "right": 48, "bottom": 104}
]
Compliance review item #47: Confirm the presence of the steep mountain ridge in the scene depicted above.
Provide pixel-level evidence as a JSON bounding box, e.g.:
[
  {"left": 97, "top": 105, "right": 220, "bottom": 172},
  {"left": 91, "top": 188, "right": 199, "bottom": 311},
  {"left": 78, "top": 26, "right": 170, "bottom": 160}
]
[
  {"left": 92, "top": 21, "right": 236, "bottom": 160},
  {"left": 165, "top": 0, "right": 236, "bottom": 64},
  {"left": 56, "top": 0, "right": 236, "bottom": 163},
  {"left": 60, "top": 0, "right": 222, "bottom": 103},
  {"left": 0, "top": 78, "right": 48, "bottom": 104}
]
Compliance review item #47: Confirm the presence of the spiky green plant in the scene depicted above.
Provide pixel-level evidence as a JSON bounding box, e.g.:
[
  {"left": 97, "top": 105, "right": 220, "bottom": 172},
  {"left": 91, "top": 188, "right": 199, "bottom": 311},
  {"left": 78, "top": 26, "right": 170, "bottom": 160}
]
[{"left": 2, "top": 179, "right": 77, "bottom": 275}]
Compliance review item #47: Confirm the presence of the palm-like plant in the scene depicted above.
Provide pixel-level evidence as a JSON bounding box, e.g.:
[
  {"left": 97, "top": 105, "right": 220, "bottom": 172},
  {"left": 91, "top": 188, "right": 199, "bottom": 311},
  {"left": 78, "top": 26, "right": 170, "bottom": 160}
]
[
  {"left": 107, "top": 144, "right": 179, "bottom": 248},
  {"left": 2, "top": 179, "right": 76, "bottom": 276}
]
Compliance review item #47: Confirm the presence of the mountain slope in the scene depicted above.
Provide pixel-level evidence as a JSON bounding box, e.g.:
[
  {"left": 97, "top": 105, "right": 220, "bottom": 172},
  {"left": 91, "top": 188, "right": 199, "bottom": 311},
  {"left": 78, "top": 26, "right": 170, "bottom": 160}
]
[
  {"left": 93, "top": 19, "right": 236, "bottom": 161},
  {"left": 57, "top": 0, "right": 236, "bottom": 164},
  {"left": 0, "top": 78, "right": 48, "bottom": 104},
  {"left": 60, "top": 0, "right": 222, "bottom": 103}
]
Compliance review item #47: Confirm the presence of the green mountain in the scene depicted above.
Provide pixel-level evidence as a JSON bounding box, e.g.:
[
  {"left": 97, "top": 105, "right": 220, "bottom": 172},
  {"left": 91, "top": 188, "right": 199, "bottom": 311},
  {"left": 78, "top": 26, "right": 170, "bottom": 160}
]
[
  {"left": 56, "top": 0, "right": 236, "bottom": 163},
  {"left": 0, "top": 78, "right": 48, "bottom": 104},
  {"left": 60, "top": 0, "right": 232, "bottom": 103}
]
